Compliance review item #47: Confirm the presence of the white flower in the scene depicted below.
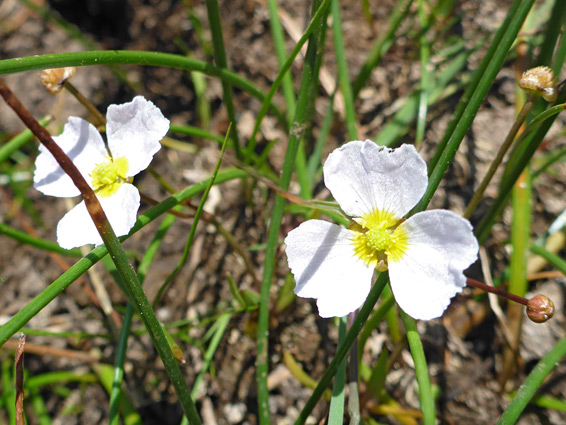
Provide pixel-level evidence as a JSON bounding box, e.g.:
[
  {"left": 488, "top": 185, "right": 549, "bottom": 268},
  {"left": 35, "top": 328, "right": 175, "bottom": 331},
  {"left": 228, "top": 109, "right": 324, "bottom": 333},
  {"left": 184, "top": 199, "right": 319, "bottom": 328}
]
[
  {"left": 34, "top": 96, "right": 169, "bottom": 249},
  {"left": 284, "top": 140, "right": 479, "bottom": 320}
]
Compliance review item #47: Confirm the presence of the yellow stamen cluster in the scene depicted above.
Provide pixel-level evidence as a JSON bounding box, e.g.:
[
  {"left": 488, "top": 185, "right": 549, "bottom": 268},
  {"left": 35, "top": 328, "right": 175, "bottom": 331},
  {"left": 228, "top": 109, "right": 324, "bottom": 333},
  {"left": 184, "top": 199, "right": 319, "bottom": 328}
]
[
  {"left": 351, "top": 208, "right": 409, "bottom": 271},
  {"left": 91, "top": 156, "right": 131, "bottom": 197}
]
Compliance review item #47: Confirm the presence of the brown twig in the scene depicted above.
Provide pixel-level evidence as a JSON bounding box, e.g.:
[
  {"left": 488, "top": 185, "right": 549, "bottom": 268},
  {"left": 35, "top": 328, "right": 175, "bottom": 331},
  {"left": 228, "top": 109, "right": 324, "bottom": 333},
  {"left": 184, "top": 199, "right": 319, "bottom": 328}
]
[
  {"left": 5, "top": 338, "right": 102, "bottom": 363},
  {"left": 15, "top": 334, "right": 26, "bottom": 425}
]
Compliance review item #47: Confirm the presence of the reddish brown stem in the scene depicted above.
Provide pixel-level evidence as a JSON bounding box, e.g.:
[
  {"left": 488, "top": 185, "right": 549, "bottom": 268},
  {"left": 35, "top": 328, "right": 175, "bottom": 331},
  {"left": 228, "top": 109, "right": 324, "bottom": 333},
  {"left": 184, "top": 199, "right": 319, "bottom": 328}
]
[{"left": 466, "top": 277, "right": 528, "bottom": 306}]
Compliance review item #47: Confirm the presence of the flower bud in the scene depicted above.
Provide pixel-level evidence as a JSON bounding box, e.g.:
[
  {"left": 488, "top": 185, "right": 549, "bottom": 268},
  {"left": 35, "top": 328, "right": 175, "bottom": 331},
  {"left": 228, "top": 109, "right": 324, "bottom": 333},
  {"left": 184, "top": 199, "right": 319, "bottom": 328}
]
[
  {"left": 40, "top": 67, "right": 76, "bottom": 95},
  {"left": 526, "top": 294, "right": 555, "bottom": 323},
  {"left": 519, "top": 66, "right": 557, "bottom": 102}
]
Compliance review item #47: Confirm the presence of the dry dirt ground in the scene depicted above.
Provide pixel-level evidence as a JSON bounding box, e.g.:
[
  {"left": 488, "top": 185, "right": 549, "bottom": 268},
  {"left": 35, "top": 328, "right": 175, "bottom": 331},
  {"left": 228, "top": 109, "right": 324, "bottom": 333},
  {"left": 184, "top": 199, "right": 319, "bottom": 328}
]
[{"left": 1, "top": 0, "right": 566, "bottom": 424}]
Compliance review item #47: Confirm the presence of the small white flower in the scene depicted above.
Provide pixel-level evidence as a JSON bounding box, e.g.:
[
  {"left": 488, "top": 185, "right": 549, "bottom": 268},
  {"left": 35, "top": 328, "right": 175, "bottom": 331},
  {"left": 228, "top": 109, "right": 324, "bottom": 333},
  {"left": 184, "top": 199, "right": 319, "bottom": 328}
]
[
  {"left": 284, "top": 140, "right": 479, "bottom": 320},
  {"left": 34, "top": 96, "right": 169, "bottom": 249}
]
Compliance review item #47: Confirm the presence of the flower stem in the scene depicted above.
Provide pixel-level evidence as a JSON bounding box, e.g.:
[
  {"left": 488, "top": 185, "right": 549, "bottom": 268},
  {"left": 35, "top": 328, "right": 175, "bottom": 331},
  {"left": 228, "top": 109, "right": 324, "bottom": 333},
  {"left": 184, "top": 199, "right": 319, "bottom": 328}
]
[
  {"left": 400, "top": 312, "right": 435, "bottom": 425},
  {"left": 347, "top": 312, "right": 361, "bottom": 425},
  {"left": 0, "top": 78, "right": 201, "bottom": 425},
  {"left": 466, "top": 277, "right": 528, "bottom": 306},
  {"left": 464, "top": 95, "right": 534, "bottom": 219},
  {"left": 63, "top": 81, "right": 106, "bottom": 127}
]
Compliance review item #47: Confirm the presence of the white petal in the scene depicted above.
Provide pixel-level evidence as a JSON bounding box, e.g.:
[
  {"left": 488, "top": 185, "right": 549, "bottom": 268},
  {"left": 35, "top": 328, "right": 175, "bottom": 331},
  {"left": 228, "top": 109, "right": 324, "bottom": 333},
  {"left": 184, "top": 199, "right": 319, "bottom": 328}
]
[
  {"left": 323, "top": 141, "right": 428, "bottom": 219},
  {"left": 56, "top": 200, "right": 102, "bottom": 249},
  {"left": 388, "top": 210, "right": 479, "bottom": 320},
  {"left": 56, "top": 184, "right": 140, "bottom": 249},
  {"left": 106, "top": 96, "right": 169, "bottom": 177},
  {"left": 34, "top": 117, "right": 107, "bottom": 197},
  {"left": 284, "top": 220, "right": 375, "bottom": 318}
]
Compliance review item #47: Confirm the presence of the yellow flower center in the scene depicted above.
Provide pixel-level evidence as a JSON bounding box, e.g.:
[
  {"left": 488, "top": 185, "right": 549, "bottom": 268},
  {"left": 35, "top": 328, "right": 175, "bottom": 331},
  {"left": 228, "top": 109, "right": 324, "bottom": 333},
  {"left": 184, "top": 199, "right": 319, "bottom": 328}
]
[
  {"left": 90, "top": 156, "right": 132, "bottom": 197},
  {"left": 351, "top": 209, "right": 409, "bottom": 271}
]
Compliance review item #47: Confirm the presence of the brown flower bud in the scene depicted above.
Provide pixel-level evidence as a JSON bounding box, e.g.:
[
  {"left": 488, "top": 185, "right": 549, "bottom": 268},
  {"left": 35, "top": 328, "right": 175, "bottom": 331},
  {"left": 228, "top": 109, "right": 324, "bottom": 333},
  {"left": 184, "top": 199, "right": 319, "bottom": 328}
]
[
  {"left": 526, "top": 294, "right": 555, "bottom": 323},
  {"left": 40, "top": 67, "right": 76, "bottom": 95},
  {"left": 519, "top": 66, "right": 557, "bottom": 102}
]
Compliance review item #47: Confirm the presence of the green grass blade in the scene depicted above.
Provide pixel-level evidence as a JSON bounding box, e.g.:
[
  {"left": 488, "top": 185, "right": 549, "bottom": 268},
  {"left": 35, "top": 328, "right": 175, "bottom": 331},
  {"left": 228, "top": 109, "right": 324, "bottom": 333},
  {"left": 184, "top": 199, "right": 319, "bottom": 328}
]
[
  {"left": 0, "top": 117, "right": 51, "bottom": 163},
  {"left": 153, "top": 127, "right": 230, "bottom": 307},
  {"left": 109, "top": 213, "right": 177, "bottom": 425},
  {"left": 29, "top": 388, "right": 52, "bottom": 425},
  {"left": 256, "top": 1, "right": 329, "bottom": 421},
  {"left": 0, "top": 51, "right": 286, "bottom": 128},
  {"left": 108, "top": 303, "right": 135, "bottom": 425},
  {"left": 366, "top": 348, "right": 389, "bottom": 400},
  {"left": 191, "top": 313, "right": 231, "bottom": 398},
  {"left": 475, "top": 93, "right": 566, "bottom": 243},
  {"left": 529, "top": 243, "right": 566, "bottom": 275},
  {"left": 0, "top": 222, "right": 82, "bottom": 257},
  {"left": 245, "top": 0, "right": 331, "bottom": 159},
  {"left": 475, "top": 11, "right": 566, "bottom": 242},
  {"left": 498, "top": 337, "right": 566, "bottom": 424},
  {"left": 306, "top": 89, "right": 336, "bottom": 184},
  {"left": 415, "top": 0, "right": 432, "bottom": 147},
  {"left": 375, "top": 41, "right": 475, "bottom": 147},
  {"left": 179, "top": 313, "right": 231, "bottom": 425},
  {"left": 94, "top": 364, "right": 142, "bottom": 425},
  {"left": 205, "top": 0, "right": 241, "bottom": 158},
  {"left": 536, "top": 0, "right": 566, "bottom": 67},
  {"left": 400, "top": 311, "right": 435, "bottom": 425},
  {"left": 25, "top": 371, "right": 97, "bottom": 388},
  {"left": 328, "top": 317, "right": 347, "bottom": 425},
  {"left": 330, "top": 0, "right": 357, "bottom": 140},
  {"left": 93, "top": 205, "right": 201, "bottom": 424},
  {"left": 266, "top": 0, "right": 297, "bottom": 122},
  {"left": 500, "top": 170, "right": 531, "bottom": 386},
  {"left": 414, "top": 0, "right": 536, "bottom": 214}
]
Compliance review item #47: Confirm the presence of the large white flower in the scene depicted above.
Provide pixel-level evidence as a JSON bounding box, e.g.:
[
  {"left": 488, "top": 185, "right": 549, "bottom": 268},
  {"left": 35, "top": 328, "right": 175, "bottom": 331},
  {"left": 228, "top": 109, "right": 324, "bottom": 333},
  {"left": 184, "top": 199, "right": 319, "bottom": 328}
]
[
  {"left": 284, "top": 140, "right": 479, "bottom": 320},
  {"left": 34, "top": 96, "right": 169, "bottom": 249}
]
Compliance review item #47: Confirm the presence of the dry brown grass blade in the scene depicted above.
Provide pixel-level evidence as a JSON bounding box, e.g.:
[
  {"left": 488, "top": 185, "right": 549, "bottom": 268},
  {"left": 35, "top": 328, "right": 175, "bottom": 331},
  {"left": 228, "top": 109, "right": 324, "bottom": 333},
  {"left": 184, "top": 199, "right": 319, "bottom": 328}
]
[{"left": 15, "top": 334, "right": 26, "bottom": 425}]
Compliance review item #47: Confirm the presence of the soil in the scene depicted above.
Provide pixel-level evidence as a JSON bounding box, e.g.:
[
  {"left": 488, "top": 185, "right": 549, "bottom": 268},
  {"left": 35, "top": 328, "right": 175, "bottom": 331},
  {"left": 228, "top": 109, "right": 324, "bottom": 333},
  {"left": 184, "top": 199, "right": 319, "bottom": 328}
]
[{"left": 1, "top": 0, "right": 566, "bottom": 424}]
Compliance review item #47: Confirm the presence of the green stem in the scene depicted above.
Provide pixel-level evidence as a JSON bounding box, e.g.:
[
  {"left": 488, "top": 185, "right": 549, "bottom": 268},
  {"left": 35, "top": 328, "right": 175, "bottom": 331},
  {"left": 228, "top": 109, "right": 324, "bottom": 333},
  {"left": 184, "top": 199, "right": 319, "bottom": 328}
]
[
  {"left": 420, "top": 0, "right": 536, "bottom": 214},
  {"left": 0, "top": 222, "right": 82, "bottom": 257},
  {"left": 0, "top": 50, "right": 286, "bottom": 128},
  {"left": 328, "top": 317, "right": 347, "bottom": 425},
  {"left": 266, "top": 0, "right": 296, "bottom": 122},
  {"left": 256, "top": 1, "right": 328, "bottom": 422},
  {"left": 295, "top": 274, "right": 388, "bottom": 425},
  {"left": 109, "top": 213, "right": 177, "bottom": 425},
  {"left": 108, "top": 303, "right": 134, "bottom": 425},
  {"left": 0, "top": 116, "right": 52, "bottom": 163},
  {"left": 245, "top": 0, "right": 331, "bottom": 158},
  {"left": 415, "top": 0, "right": 431, "bottom": 147},
  {"left": 330, "top": 0, "right": 357, "bottom": 140},
  {"left": 400, "top": 311, "right": 435, "bottom": 425},
  {"left": 152, "top": 127, "right": 230, "bottom": 307},
  {"left": 498, "top": 337, "right": 566, "bottom": 424},
  {"left": 205, "top": 0, "right": 241, "bottom": 158}
]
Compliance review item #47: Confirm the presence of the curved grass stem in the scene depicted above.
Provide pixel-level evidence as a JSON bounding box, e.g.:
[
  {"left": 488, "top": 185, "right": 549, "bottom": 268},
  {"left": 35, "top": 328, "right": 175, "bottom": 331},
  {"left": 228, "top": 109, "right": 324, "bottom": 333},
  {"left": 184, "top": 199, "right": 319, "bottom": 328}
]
[{"left": 464, "top": 96, "right": 534, "bottom": 219}]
